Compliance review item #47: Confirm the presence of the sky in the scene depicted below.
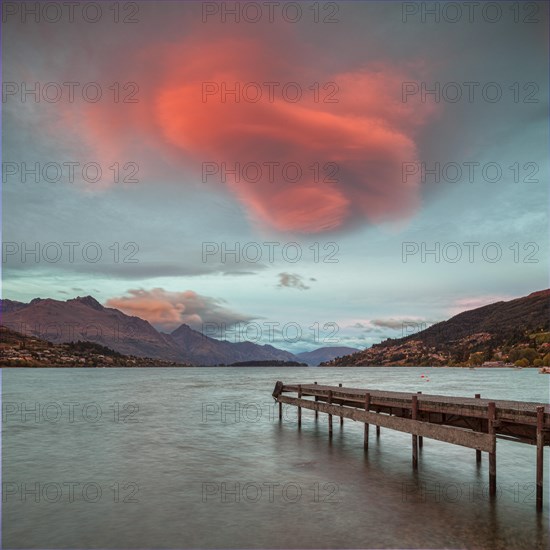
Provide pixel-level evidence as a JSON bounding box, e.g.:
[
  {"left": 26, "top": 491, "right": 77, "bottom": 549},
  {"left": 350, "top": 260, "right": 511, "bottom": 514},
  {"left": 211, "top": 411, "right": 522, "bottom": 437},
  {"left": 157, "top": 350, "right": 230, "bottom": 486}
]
[{"left": 2, "top": 1, "right": 549, "bottom": 353}]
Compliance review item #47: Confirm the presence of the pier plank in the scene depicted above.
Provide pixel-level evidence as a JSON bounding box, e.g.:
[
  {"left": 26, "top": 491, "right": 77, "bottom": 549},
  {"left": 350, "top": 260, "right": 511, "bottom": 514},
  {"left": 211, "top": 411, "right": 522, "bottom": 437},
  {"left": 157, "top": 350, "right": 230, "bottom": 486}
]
[
  {"left": 282, "top": 384, "right": 550, "bottom": 428},
  {"left": 278, "top": 395, "right": 495, "bottom": 452}
]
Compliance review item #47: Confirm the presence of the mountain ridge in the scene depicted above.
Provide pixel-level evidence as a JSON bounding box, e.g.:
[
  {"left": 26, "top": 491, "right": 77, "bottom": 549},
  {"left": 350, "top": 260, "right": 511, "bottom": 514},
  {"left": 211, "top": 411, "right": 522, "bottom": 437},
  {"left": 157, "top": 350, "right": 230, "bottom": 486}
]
[
  {"left": 322, "top": 290, "right": 550, "bottom": 367},
  {"left": 1, "top": 295, "right": 299, "bottom": 366}
]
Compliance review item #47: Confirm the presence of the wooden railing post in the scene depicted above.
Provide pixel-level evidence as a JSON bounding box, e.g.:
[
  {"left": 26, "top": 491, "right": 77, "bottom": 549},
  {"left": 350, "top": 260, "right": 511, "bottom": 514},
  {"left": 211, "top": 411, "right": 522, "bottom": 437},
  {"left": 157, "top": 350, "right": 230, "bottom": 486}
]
[
  {"left": 488, "top": 401, "right": 496, "bottom": 498},
  {"left": 412, "top": 395, "right": 418, "bottom": 469},
  {"left": 279, "top": 401, "right": 282, "bottom": 421},
  {"left": 328, "top": 390, "right": 333, "bottom": 437},
  {"left": 475, "top": 393, "right": 482, "bottom": 464},
  {"left": 314, "top": 381, "right": 318, "bottom": 420},
  {"left": 339, "top": 383, "right": 344, "bottom": 427},
  {"left": 364, "top": 393, "right": 371, "bottom": 451},
  {"left": 536, "top": 406, "right": 544, "bottom": 512},
  {"left": 298, "top": 385, "right": 302, "bottom": 428},
  {"left": 417, "top": 391, "right": 423, "bottom": 448}
]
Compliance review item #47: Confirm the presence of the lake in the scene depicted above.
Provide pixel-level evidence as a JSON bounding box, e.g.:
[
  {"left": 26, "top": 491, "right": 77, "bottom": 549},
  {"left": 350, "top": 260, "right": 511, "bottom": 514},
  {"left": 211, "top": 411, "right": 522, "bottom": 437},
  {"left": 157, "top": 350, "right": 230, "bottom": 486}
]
[{"left": 2, "top": 367, "right": 549, "bottom": 549}]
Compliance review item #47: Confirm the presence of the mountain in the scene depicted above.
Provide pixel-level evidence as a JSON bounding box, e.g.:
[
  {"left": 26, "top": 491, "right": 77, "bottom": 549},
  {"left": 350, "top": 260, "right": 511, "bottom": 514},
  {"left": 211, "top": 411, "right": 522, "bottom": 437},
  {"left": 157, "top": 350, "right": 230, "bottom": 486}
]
[
  {"left": 1, "top": 299, "right": 27, "bottom": 313},
  {"left": 1, "top": 296, "right": 302, "bottom": 366},
  {"left": 169, "top": 324, "right": 299, "bottom": 365},
  {"left": 0, "top": 325, "right": 192, "bottom": 368},
  {"left": 296, "top": 346, "right": 361, "bottom": 365},
  {"left": 1, "top": 296, "right": 183, "bottom": 361},
  {"left": 322, "top": 290, "right": 550, "bottom": 367}
]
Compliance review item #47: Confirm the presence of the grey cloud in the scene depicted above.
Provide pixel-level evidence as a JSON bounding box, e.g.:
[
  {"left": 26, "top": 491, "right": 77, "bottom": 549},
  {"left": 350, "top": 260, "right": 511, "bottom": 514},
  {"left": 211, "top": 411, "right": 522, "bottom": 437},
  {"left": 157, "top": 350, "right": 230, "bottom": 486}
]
[{"left": 277, "top": 273, "right": 312, "bottom": 291}]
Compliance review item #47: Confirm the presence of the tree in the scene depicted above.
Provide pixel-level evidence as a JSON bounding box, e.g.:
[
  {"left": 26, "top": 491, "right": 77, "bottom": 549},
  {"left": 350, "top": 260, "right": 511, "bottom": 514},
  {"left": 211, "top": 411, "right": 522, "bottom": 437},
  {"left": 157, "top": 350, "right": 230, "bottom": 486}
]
[
  {"left": 533, "top": 358, "right": 543, "bottom": 367},
  {"left": 520, "top": 348, "right": 539, "bottom": 365},
  {"left": 509, "top": 347, "right": 539, "bottom": 364},
  {"left": 469, "top": 352, "right": 484, "bottom": 366},
  {"left": 515, "top": 358, "right": 529, "bottom": 368}
]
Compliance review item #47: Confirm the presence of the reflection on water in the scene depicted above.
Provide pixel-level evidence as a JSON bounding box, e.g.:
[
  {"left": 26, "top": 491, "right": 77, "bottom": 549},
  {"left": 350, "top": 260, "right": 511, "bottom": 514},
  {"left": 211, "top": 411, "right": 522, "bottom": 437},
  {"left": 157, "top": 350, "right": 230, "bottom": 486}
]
[{"left": 2, "top": 367, "right": 549, "bottom": 549}]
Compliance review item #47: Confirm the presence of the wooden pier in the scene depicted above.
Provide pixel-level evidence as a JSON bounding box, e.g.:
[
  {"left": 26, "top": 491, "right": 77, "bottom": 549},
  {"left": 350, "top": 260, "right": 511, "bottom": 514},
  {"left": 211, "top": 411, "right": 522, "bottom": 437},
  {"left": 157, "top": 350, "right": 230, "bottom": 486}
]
[{"left": 272, "top": 381, "right": 550, "bottom": 511}]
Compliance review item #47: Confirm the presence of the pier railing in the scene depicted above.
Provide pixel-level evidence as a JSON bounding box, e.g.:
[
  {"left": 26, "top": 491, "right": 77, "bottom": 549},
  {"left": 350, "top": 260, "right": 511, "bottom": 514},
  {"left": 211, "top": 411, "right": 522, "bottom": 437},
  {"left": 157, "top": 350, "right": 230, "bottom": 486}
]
[{"left": 272, "top": 381, "right": 549, "bottom": 511}]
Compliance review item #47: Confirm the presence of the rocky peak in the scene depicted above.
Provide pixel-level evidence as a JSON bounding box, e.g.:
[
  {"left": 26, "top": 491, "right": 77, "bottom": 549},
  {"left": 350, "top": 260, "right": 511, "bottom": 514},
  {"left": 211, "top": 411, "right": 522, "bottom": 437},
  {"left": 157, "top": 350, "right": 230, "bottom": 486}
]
[{"left": 71, "top": 296, "right": 104, "bottom": 310}]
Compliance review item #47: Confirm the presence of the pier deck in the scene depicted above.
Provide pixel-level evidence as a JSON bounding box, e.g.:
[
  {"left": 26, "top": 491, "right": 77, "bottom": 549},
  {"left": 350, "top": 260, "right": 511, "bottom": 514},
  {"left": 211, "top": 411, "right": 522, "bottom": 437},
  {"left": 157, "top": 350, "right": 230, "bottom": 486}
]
[{"left": 272, "top": 381, "right": 550, "bottom": 511}]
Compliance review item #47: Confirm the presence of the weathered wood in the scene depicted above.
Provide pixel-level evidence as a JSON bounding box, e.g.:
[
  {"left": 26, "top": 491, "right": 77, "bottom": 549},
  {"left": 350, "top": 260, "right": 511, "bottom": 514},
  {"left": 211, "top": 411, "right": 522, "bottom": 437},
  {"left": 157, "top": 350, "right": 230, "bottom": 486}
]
[
  {"left": 283, "top": 384, "right": 549, "bottom": 429},
  {"left": 281, "top": 384, "right": 550, "bottom": 441},
  {"left": 277, "top": 395, "right": 495, "bottom": 452},
  {"left": 339, "top": 383, "right": 344, "bottom": 427},
  {"left": 475, "top": 394, "right": 482, "bottom": 464},
  {"left": 328, "top": 390, "right": 333, "bottom": 437},
  {"left": 364, "top": 393, "right": 371, "bottom": 451},
  {"left": 417, "top": 392, "right": 423, "bottom": 448},
  {"left": 275, "top": 382, "right": 549, "bottom": 510},
  {"left": 488, "top": 401, "right": 497, "bottom": 498},
  {"left": 536, "top": 406, "right": 544, "bottom": 512},
  {"left": 314, "top": 382, "right": 318, "bottom": 419},
  {"left": 273, "top": 380, "right": 284, "bottom": 398},
  {"left": 298, "top": 385, "right": 302, "bottom": 428},
  {"left": 412, "top": 395, "right": 418, "bottom": 469},
  {"left": 278, "top": 401, "right": 282, "bottom": 421}
]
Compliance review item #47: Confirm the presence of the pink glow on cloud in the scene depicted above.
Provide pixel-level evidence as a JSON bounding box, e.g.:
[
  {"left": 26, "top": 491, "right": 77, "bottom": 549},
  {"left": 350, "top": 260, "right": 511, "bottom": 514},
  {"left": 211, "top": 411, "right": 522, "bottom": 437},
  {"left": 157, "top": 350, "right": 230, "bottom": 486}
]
[
  {"left": 447, "top": 295, "right": 513, "bottom": 316},
  {"left": 60, "top": 29, "right": 439, "bottom": 233},
  {"left": 106, "top": 288, "right": 254, "bottom": 331}
]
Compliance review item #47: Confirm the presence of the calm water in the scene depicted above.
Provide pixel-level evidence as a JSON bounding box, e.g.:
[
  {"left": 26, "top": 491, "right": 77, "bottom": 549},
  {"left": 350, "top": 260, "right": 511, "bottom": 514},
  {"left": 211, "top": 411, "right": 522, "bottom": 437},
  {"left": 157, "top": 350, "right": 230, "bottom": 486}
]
[{"left": 2, "top": 367, "right": 549, "bottom": 549}]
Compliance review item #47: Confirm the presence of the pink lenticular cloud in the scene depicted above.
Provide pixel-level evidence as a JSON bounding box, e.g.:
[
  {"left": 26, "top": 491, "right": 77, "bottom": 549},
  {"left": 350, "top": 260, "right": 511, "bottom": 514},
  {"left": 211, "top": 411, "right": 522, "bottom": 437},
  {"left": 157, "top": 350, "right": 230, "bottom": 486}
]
[
  {"left": 67, "top": 29, "right": 439, "bottom": 233},
  {"left": 106, "top": 288, "right": 255, "bottom": 331}
]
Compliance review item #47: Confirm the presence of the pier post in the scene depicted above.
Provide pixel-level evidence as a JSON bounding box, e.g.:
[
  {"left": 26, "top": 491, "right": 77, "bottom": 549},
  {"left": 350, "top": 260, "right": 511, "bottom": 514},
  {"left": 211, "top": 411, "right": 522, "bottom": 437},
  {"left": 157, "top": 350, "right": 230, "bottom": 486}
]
[
  {"left": 475, "top": 394, "right": 482, "bottom": 464},
  {"left": 364, "top": 393, "right": 371, "bottom": 451},
  {"left": 339, "top": 383, "right": 344, "bottom": 427},
  {"left": 328, "top": 390, "right": 333, "bottom": 437},
  {"left": 412, "top": 395, "right": 418, "bottom": 469},
  {"left": 417, "top": 392, "right": 423, "bottom": 448},
  {"left": 314, "top": 382, "right": 318, "bottom": 420},
  {"left": 536, "top": 406, "right": 544, "bottom": 512},
  {"left": 298, "top": 385, "right": 302, "bottom": 429},
  {"left": 279, "top": 401, "right": 282, "bottom": 421},
  {"left": 488, "top": 401, "right": 496, "bottom": 498},
  {"left": 376, "top": 410, "right": 380, "bottom": 438}
]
